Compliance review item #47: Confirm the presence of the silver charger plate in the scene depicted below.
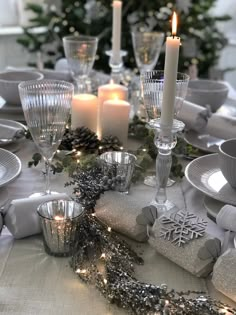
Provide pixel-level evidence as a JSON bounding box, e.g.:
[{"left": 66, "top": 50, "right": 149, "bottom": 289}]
[
  {"left": 185, "top": 153, "right": 236, "bottom": 206},
  {"left": 0, "top": 119, "right": 26, "bottom": 146},
  {"left": 0, "top": 148, "right": 21, "bottom": 187}
]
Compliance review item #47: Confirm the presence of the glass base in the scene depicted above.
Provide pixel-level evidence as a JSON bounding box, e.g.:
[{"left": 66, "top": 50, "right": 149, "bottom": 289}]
[
  {"left": 150, "top": 199, "right": 177, "bottom": 214},
  {"left": 148, "top": 118, "right": 185, "bottom": 133},
  {"left": 43, "top": 239, "right": 71, "bottom": 257},
  {"left": 29, "top": 191, "right": 59, "bottom": 198},
  {"left": 144, "top": 175, "right": 176, "bottom": 187}
]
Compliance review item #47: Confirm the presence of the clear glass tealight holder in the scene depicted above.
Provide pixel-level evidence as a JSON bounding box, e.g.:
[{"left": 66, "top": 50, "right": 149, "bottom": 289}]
[{"left": 37, "top": 200, "right": 85, "bottom": 257}]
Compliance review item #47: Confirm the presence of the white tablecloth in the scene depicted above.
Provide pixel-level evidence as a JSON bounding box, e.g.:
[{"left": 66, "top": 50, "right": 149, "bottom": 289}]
[{"left": 0, "top": 140, "right": 234, "bottom": 314}]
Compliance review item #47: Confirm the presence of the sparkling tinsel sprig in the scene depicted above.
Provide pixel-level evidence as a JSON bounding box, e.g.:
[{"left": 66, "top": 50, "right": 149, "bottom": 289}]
[{"left": 70, "top": 213, "right": 236, "bottom": 315}]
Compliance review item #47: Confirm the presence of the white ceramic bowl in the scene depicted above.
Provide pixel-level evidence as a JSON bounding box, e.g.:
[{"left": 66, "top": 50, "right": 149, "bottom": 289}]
[
  {"left": 219, "top": 139, "right": 236, "bottom": 188},
  {"left": 186, "top": 79, "right": 229, "bottom": 112},
  {"left": 0, "top": 71, "right": 44, "bottom": 105}
]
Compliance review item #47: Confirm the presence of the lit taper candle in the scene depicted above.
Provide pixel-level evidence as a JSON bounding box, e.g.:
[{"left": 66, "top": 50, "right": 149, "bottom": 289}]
[{"left": 160, "top": 12, "right": 180, "bottom": 128}]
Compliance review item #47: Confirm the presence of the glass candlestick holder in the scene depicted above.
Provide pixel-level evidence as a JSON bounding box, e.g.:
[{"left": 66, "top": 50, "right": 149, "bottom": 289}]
[
  {"left": 105, "top": 50, "right": 127, "bottom": 84},
  {"left": 150, "top": 118, "right": 185, "bottom": 213}
]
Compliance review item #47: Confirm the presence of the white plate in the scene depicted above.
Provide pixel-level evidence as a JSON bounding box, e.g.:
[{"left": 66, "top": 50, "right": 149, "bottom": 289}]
[
  {"left": 0, "top": 119, "right": 26, "bottom": 145},
  {"left": 0, "top": 148, "right": 21, "bottom": 187},
  {"left": 185, "top": 153, "right": 236, "bottom": 206},
  {"left": 184, "top": 130, "right": 223, "bottom": 153}
]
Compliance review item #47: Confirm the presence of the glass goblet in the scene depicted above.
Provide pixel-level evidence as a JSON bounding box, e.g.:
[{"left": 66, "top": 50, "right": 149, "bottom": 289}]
[
  {"left": 18, "top": 79, "right": 74, "bottom": 196},
  {"left": 131, "top": 31, "right": 164, "bottom": 73},
  {"left": 140, "top": 70, "right": 189, "bottom": 213},
  {"left": 63, "top": 35, "right": 98, "bottom": 93}
]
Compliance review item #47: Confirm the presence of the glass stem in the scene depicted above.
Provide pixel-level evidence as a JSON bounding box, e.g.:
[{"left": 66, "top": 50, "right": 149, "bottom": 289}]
[
  {"left": 75, "top": 75, "right": 90, "bottom": 93},
  {"left": 44, "top": 159, "right": 51, "bottom": 195},
  {"left": 155, "top": 149, "right": 172, "bottom": 205}
]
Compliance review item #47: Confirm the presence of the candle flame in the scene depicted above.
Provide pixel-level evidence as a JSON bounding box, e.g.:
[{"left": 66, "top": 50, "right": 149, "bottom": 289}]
[
  {"left": 172, "top": 12, "right": 178, "bottom": 36},
  {"left": 54, "top": 215, "right": 64, "bottom": 221}
]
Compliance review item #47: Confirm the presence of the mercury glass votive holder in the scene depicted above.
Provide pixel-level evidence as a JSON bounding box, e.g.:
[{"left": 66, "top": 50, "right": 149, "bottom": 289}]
[
  {"left": 37, "top": 200, "right": 84, "bottom": 257},
  {"left": 99, "top": 151, "right": 137, "bottom": 194}
]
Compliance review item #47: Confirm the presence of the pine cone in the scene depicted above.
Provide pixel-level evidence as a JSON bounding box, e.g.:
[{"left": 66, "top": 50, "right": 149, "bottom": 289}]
[
  {"left": 71, "top": 127, "right": 99, "bottom": 153},
  {"left": 99, "top": 135, "right": 122, "bottom": 153},
  {"left": 59, "top": 129, "right": 74, "bottom": 150}
]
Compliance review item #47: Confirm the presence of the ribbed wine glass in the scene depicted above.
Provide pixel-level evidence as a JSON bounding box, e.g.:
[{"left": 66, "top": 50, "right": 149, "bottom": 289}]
[
  {"left": 19, "top": 79, "right": 74, "bottom": 195},
  {"left": 63, "top": 35, "right": 98, "bottom": 93},
  {"left": 140, "top": 71, "right": 189, "bottom": 124}
]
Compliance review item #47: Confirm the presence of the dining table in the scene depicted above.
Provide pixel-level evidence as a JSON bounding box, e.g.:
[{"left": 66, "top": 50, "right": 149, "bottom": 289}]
[{"left": 0, "top": 136, "right": 235, "bottom": 315}]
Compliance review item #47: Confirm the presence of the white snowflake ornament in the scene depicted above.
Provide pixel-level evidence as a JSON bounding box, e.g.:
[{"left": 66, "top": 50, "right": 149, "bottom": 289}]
[{"left": 160, "top": 211, "right": 207, "bottom": 247}]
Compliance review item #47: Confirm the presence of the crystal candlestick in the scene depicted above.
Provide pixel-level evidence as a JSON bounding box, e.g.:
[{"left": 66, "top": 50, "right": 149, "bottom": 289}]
[
  {"left": 151, "top": 118, "right": 185, "bottom": 212},
  {"left": 106, "top": 50, "right": 127, "bottom": 84},
  {"left": 140, "top": 71, "right": 189, "bottom": 213}
]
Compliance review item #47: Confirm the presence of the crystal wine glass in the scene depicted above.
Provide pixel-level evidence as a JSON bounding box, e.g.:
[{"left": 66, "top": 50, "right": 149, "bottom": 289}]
[
  {"left": 131, "top": 31, "right": 164, "bottom": 73},
  {"left": 63, "top": 35, "right": 98, "bottom": 93},
  {"left": 140, "top": 70, "right": 189, "bottom": 212},
  {"left": 18, "top": 79, "right": 74, "bottom": 195}
]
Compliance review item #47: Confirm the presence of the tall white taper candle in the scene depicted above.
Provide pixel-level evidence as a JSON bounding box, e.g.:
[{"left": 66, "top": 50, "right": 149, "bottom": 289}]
[
  {"left": 160, "top": 12, "right": 180, "bottom": 128},
  {"left": 112, "top": 1, "right": 122, "bottom": 63}
]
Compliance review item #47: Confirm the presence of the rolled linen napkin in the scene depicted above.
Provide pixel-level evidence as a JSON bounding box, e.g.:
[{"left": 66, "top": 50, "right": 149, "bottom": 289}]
[
  {"left": 216, "top": 204, "right": 236, "bottom": 231},
  {"left": 216, "top": 205, "right": 236, "bottom": 253},
  {"left": 4, "top": 193, "right": 70, "bottom": 239},
  {"left": 176, "top": 100, "right": 211, "bottom": 132},
  {"left": 204, "top": 113, "right": 236, "bottom": 140},
  {"left": 0, "top": 123, "right": 25, "bottom": 140}
]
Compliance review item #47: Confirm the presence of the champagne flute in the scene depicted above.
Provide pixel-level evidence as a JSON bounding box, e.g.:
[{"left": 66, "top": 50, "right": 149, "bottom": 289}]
[{"left": 19, "top": 79, "right": 74, "bottom": 195}]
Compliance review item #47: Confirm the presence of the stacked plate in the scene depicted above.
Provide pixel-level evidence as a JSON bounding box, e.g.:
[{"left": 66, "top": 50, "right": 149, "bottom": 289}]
[
  {"left": 0, "top": 119, "right": 27, "bottom": 152},
  {"left": 185, "top": 153, "right": 236, "bottom": 221},
  {"left": 184, "top": 97, "right": 236, "bottom": 220},
  {"left": 0, "top": 119, "right": 24, "bottom": 187},
  {"left": 0, "top": 147, "right": 21, "bottom": 187}
]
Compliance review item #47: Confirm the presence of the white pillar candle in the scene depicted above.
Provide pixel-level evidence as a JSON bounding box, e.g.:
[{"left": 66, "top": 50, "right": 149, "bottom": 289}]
[
  {"left": 102, "top": 99, "right": 130, "bottom": 146},
  {"left": 97, "top": 82, "right": 128, "bottom": 138},
  {"left": 160, "top": 12, "right": 180, "bottom": 128},
  {"left": 71, "top": 94, "right": 98, "bottom": 133},
  {"left": 112, "top": 0, "right": 122, "bottom": 63}
]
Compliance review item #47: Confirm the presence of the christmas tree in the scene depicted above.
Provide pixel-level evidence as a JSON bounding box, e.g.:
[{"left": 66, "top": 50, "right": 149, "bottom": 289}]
[{"left": 17, "top": 0, "right": 231, "bottom": 76}]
